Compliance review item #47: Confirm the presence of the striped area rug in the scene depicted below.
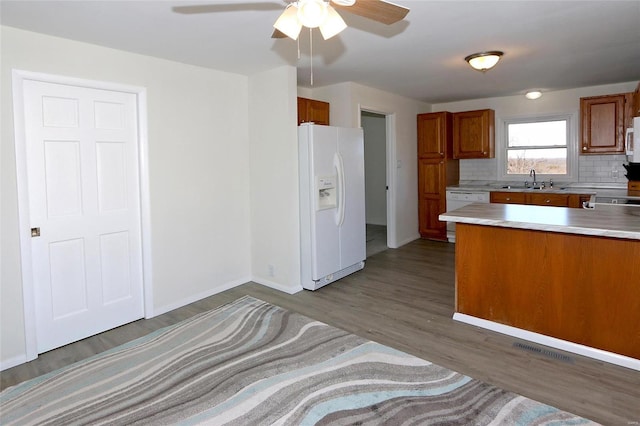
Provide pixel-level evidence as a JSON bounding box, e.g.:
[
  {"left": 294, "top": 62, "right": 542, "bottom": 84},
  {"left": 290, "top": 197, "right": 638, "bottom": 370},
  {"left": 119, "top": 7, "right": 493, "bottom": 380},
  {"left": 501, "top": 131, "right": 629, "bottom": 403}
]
[{"left": 1, "top": 296, "right": 598, "bottom": 425}]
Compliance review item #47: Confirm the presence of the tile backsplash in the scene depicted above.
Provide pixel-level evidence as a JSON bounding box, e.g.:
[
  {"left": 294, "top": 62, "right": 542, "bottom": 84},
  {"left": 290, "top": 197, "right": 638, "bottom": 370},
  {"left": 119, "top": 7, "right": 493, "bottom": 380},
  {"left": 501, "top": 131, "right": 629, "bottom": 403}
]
[
  {"left": 460, "top": 155, "right": 630, "bottom": 184},
  {"left": 578, "top": 154, "right": 629, "bottom": 183},
  {"left": 459, "top": 158, "right": 498, "bottom": 181}
]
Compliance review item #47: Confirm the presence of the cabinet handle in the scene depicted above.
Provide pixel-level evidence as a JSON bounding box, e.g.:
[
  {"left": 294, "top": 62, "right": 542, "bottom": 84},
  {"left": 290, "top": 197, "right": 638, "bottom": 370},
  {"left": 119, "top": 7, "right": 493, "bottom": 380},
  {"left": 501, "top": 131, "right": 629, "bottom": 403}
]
[
  {"left": 506, "top": 197, "right": 511, "bottom": 201},
  {"left": 582, "top": 146, "right": 587, "bottom": 151},
  {"left": 546, "top": 199, "right": 551, "bottom": 203}
]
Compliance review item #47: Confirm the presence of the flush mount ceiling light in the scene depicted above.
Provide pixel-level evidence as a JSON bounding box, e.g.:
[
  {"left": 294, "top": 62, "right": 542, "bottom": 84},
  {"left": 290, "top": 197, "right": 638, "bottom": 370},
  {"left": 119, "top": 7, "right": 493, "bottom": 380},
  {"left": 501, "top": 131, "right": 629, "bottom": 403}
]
[
  {"left": 465, "top": 51, "right": 504, "bottom": 72},
  {"left": 525, "top": 90, "right": 543, "bottom": 100}
]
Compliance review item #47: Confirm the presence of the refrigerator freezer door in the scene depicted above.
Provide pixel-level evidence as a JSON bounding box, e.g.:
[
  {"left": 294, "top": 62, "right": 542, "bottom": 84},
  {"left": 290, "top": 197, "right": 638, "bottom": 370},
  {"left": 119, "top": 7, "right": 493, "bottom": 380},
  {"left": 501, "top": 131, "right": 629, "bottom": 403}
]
[{"left": 307, "top": 125, "right": 341, "bottom": 280}]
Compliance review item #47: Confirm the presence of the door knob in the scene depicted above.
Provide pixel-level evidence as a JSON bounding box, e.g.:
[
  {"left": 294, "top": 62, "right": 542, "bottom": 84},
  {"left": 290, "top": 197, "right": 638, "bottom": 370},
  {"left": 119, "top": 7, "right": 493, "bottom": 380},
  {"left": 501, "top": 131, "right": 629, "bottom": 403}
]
[{"left": 31, "top": 227, "right": 40, "bottom": 237}]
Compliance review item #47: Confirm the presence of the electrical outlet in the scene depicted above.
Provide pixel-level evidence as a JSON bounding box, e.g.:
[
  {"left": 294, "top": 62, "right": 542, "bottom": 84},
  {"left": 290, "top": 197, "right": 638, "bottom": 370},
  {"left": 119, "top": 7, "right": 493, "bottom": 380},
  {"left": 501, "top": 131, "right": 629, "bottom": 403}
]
[
  {"left": 612, "top": 168, "right": 619, "bottom": 179},
  {"left": 268, "top": 264, "right": 275, "bottom": 277}
]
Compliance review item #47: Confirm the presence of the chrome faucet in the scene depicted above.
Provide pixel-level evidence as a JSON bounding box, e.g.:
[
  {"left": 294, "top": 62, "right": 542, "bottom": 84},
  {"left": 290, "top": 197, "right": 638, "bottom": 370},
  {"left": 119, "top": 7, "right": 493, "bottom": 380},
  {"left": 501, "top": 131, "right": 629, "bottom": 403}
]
[{"left": 529, "top": 169, "right": 537, "bottom": 186}]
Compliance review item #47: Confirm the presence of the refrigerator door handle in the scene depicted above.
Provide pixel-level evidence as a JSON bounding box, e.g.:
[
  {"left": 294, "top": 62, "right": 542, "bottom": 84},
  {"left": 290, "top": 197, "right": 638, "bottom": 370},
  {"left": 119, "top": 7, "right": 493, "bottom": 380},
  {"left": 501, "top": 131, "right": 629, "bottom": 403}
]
[{"left": 334, "top": 152, "right": 346, "bottom": 227}]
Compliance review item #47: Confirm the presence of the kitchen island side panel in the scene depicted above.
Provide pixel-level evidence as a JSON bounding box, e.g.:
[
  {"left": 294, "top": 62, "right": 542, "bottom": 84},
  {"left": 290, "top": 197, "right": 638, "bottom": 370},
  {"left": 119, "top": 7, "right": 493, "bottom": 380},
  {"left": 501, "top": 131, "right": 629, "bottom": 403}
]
[{"left": 455, "top": 223, "right": 640, "bottom": 359}]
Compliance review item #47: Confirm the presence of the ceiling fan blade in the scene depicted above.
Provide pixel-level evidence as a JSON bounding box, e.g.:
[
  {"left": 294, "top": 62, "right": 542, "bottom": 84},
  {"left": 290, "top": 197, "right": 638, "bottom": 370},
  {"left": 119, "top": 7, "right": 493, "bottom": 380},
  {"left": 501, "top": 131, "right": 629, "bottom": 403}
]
[
  {"left": 173, "top": 2, "right": 283, "bottom": 14},
  {"left": 272, "top": 29, "right": 288, "bottom": 38},
  {"left": 332, "top": 0, "right": 409, "bottom": 25}
]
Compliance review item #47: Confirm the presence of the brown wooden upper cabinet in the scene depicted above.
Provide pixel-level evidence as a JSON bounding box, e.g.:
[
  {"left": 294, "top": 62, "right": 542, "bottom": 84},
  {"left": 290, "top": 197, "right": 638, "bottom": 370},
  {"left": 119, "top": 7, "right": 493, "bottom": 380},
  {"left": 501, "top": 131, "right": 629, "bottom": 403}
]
[
  {"left": 633, "top": 81, "right": 640, "bottom": 117},
  {"left": 452, "top": 109, "right": 495, "bottom": 159},
  {"left": 580, "top": 93, "right": 630, "bottom": 154},
  {"left": 298, "top": 97, "right": 330, "bottom": 126},
  {"left": 418, "top": 111, "right": 451, "bottom": 159}
]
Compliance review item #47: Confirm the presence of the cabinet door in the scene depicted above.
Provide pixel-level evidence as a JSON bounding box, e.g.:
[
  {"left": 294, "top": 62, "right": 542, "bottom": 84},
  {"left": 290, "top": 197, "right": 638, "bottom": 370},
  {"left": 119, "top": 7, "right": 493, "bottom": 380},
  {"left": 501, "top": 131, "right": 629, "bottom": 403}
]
[
  {"left": 580, "top": 94, "right": 626, "bottom": 154},
  {"left": 297, "top": 97, "right": 330, "bottom": 125},
  {"left": 418, "top": 159, "right": 446, "bottom": 240},
  {"left": 417, "top": 112, "right": 451, "bottom": 159},
  {"left": 634, "top": 82, "right": 640, "bottom": 118},
  {"left": 308, "top": 99, "right": 330, "bottom": 125},
  {"left": 453, "top": 109, "right": 495, "bottom": 159},
  {"left": 297, "top": 97, "right": 308, "bottom": 125}
]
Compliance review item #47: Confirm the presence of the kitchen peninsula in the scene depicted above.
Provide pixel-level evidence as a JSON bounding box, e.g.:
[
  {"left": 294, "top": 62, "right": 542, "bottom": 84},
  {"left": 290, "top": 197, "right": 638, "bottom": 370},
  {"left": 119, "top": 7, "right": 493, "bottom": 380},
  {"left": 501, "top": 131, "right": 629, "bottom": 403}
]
[{"left": 440, "top": 203, "right": 640, "bottom": 370}]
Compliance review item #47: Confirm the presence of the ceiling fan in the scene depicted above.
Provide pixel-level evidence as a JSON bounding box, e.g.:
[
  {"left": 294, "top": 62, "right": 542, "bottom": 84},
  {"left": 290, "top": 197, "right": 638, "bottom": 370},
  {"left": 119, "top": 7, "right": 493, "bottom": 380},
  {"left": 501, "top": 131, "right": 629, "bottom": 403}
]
[{"left": 272, "top": 0, "right": 410, "bottom": 40}]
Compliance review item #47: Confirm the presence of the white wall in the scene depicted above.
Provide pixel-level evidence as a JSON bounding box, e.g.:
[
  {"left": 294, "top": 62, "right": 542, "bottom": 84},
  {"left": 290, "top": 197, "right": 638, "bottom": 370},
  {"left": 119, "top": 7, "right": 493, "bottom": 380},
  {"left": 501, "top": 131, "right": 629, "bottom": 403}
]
[
  {"left": 302, "top": 82, "right": 431, "bottom": 247},
  {"left": 249, "top": 66, "right": 302, "bottom": 294},
  {"left": 1, "top": 26, "right": 253, "bottom": 367},
  {"left": 433, "top": 81, "right": 638, "bottom": 183},
  {"left": 362, "top": 113, "right": 387, "bottom": 225}
]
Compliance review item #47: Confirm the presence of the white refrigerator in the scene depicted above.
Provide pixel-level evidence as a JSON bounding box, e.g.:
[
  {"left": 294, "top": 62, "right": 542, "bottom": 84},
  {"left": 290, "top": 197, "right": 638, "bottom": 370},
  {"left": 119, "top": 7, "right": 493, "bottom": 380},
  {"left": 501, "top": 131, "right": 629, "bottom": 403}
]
[{"left": 299, "top": 123, "right": 366, "bottom": 290}]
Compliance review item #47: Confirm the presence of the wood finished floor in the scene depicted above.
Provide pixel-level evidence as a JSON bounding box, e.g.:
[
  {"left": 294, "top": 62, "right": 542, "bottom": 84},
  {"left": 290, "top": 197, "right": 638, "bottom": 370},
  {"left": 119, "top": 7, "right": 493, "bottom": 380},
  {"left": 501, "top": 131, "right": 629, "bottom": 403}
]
[{"left": 2, "top": 239, "right": 639, "bottom": 425}]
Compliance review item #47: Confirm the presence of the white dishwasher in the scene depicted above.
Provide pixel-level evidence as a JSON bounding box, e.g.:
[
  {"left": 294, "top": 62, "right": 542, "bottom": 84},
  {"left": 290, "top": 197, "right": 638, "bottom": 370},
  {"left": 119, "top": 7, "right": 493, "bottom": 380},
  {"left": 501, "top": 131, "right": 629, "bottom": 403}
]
[{"left": 445, "top": 190, "right": 490, "bottom": 242}]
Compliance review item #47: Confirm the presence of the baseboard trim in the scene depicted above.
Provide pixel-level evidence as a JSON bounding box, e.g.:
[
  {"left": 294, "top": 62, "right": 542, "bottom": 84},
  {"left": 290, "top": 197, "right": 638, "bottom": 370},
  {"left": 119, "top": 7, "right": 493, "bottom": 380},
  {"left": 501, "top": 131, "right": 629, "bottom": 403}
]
[
  {"left": 2, "top": 277, "right": 302, "bottom": 370},
  {"left": 151, "top": 277, "right": 251, "bottom": 317},
  {"left": 453, "top": 313, "right": 640, "bottom": 371},
  {"left": 252, "top": 277, "right": 303, "bottom": 294},
  {"left": 1, "top": 354, "right": 28, "bottom": 372},
  {"left": 392, "top": 233, "right": 421, "bottom": 249}
]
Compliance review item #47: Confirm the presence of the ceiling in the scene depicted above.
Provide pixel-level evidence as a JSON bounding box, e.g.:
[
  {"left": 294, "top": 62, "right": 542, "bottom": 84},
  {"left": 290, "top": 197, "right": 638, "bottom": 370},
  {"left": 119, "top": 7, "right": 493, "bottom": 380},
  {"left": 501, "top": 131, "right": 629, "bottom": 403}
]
[{"left": 1, "top": 1, "right": 639, "bottom": 103}]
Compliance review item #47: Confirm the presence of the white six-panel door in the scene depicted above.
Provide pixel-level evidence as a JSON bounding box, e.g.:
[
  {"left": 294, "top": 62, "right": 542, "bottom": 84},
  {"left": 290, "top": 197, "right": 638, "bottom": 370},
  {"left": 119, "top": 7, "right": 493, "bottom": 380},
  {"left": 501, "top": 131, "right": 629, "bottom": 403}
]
[{"left": 23, "top": 80, "right": 144, "bottom": 353}]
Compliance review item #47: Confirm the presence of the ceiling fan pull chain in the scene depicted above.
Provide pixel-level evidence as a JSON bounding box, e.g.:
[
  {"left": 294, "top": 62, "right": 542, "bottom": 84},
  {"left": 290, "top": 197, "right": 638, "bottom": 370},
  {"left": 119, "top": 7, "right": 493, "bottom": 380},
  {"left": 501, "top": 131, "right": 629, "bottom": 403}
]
[{"left": 309, "top": 28, "right": 313, "bottom": 85}]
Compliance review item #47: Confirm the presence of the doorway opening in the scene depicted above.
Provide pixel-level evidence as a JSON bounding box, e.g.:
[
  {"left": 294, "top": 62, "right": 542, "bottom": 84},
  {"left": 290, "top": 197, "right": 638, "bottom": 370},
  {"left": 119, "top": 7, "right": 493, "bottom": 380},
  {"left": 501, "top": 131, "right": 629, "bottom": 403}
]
[{"left": 361, "top": 110, "right": 390, "bottom": 257}]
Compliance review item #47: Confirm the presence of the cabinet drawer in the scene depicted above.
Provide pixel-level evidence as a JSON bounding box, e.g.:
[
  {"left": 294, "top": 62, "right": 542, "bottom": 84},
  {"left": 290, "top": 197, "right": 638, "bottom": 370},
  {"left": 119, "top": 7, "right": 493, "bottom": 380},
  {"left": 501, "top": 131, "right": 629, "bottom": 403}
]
[
  {"left": 526, "top": 193, "right": 570, "bottom": 207},
  {"left": 490, "top": 191, "right": 526, "bottom": 204}
]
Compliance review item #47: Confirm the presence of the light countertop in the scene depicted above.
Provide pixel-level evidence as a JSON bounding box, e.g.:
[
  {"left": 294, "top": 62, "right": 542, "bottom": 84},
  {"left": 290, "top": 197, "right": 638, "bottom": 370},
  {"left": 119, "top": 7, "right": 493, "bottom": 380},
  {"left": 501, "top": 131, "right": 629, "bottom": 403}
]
[
  {"left": 447, "top": 184, "right": 596, "bottom": 195},
  {"left": 439, "top": 203, "right": 640, "bottom": 240},
  {"left": 446, "top": 182, "right": 640, "bottom": 200}
]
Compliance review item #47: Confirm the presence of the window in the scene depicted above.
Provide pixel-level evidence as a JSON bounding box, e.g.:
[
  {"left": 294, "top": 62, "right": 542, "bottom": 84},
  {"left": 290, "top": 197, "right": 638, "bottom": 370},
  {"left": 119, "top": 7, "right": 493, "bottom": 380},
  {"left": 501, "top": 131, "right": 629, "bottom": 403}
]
[{"left": 501, "top": 114, "right": 576, "bottom": 180}]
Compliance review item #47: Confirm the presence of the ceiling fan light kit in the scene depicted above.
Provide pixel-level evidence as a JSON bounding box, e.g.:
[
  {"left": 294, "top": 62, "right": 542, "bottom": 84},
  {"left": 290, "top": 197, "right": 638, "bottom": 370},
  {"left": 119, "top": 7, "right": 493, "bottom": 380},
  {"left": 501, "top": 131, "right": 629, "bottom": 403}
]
[
  {"left": 273, "top": 0, "right": 410, "bottom": 84},
  {"left": 297, "top": 0, "right": 328, "bottom": 28},
  {"left": 273, "top": 4, "right": 303, "bottom": 39},
  {"left": 274, "top": 0, "right": 409, "bottom": 41},
  {"left": 465, "top": 51, "right": 504, "bottom": 72},
  {"left": 275, "top": 0, "right": 347, "bottom": 40},
  {"left": 319, "top": 6, "right": 347, "bottom": 39}
]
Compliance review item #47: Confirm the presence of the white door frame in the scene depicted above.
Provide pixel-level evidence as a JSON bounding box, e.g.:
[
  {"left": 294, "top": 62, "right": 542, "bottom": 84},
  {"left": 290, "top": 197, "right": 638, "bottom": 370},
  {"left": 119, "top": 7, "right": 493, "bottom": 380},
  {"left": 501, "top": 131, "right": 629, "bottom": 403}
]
[
  {"left": 358, "top": 105, "right": 397, "bottom": 248},
  {"left": 12, "top": 69, "right": 154, "bottom": 362}
]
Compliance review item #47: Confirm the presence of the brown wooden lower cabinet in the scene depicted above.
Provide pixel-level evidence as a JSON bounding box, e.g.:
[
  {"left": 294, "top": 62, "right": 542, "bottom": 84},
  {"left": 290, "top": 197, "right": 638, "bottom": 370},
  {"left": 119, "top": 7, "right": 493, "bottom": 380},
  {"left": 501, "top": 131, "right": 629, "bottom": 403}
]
[
  {"left": 455, "top": 223, "right": 640, "bottom": 359},
  {"left": 490, "top": 191, "right": 590, "bottom": 208},
  {"left": 418, "top": 159, "right": 447, "bottom": 240}
]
